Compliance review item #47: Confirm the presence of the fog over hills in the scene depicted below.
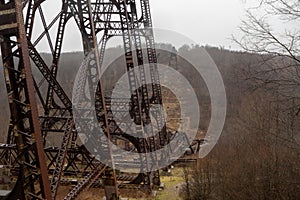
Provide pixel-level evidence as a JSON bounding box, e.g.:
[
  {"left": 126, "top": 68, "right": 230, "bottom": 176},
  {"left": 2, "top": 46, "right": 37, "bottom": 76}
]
[
  {"left": 1, "top": 45, "right": 300, "bottom": 198},
  {"left": 0, "top": 45, "right": 259, "bottom": 141}
]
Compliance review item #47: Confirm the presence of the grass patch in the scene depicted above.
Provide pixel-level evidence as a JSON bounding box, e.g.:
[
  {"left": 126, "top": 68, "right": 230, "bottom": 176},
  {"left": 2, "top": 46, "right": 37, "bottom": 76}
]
[{"left": 155, "top": 167, "right": 184, "bottom": 200}]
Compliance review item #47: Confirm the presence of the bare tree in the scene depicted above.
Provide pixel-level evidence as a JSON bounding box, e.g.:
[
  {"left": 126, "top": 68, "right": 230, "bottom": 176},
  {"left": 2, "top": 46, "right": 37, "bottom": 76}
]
[
  {"left": 179, "top": 90, "right": 300, "bottom": 199},
  {"left": 180, "top": 159, "right": 216, "bottom": 200},
  {"left": 235, "top": 0, "right": 300, "bottom": 58},
  {"left": 234, "top": 0, "right": 300, "bottom": 115}
]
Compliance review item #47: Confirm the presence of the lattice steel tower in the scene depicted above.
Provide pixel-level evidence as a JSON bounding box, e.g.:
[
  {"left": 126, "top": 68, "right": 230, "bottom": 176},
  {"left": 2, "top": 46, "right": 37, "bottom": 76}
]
[{"left": 0, "top": 0, "right": 170, "bottom": 199}]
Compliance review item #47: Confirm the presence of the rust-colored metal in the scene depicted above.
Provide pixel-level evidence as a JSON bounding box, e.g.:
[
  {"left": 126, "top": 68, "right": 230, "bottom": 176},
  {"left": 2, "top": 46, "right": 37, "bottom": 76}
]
[
  {"left": 0, "top": 1, "right": 168, "bottom": 199},
  {"left": 14, "top": 0, "right": 51, "bottom": 199},
  {"left": 0, "top": 0, "right": 52, "bottom": 199},
  {"left": 87, "top": 0, "right": 119, "bottom": 198}
]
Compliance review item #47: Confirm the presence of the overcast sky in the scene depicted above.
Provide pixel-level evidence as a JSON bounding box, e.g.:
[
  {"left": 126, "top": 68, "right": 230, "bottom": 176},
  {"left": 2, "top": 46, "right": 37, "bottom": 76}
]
[
  {"left": 150, "top": 0, "right": 246, "bottom": 50},
  {"left": 35, "top": 0, "right": 257, "bottom": 52}
]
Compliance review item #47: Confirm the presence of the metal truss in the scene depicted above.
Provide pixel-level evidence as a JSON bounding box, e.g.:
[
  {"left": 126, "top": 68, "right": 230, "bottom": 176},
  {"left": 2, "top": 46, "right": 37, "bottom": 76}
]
[{"left": 0, "top": 0, "right": 171, "bottom": 199}]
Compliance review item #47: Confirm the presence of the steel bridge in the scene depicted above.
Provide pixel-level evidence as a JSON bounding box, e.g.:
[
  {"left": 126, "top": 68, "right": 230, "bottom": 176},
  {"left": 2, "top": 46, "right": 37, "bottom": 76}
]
[{"left": 0, "top": 0, "right": 196, "bottom": 199}]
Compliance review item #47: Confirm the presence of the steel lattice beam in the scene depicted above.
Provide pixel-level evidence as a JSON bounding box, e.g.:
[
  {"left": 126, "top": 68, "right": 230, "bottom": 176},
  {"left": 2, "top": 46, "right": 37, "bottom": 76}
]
[
  {"left": 0, "top": 1, "right": 169, "bottom": 199},
  {"left": 0, "top": 1, "right": 51, "bottom": 199}
]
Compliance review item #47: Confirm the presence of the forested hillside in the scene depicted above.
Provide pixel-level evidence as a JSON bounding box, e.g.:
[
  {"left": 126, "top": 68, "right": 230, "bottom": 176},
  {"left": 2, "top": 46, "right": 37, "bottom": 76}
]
[
  {"left": 1, "top": 45, "right": 299, "bottom": 199},
  {"left": 0, "top": 45, "right": 251, "bottom": 142}
]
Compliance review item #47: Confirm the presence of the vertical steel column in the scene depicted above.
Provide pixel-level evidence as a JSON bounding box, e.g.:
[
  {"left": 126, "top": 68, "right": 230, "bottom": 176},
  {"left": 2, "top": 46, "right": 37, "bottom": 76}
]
[{"left": 0, "top": 0, "right": 51, "bottom": 199}]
